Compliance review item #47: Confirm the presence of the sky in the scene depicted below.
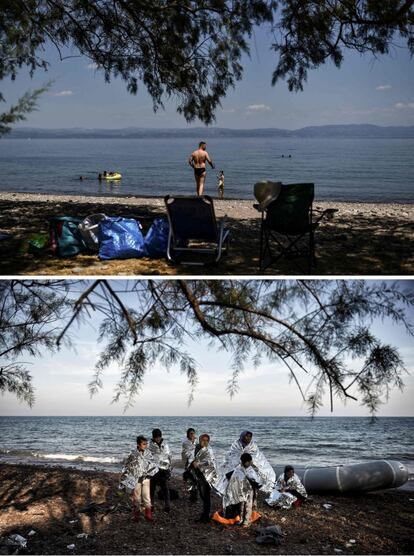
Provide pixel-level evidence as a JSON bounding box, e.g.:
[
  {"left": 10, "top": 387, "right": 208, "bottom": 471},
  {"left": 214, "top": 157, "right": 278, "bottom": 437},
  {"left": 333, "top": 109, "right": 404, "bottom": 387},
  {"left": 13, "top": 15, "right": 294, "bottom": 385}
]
[
  {"left": 2, "top": 23, "right": 414, "bottom": 130},
  {"left": 1, "top": 280, "right": 413, "bottom": 417}
]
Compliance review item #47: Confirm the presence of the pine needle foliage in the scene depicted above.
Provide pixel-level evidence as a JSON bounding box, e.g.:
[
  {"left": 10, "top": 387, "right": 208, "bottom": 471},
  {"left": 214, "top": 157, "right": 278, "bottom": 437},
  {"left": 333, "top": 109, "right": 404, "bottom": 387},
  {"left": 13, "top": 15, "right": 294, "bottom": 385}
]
[
  {"left": 1, "top": 279, "right": 412, "bottom": 416},
  {"left": 1, "top": 1, "right": 413, "bottom": 126}
]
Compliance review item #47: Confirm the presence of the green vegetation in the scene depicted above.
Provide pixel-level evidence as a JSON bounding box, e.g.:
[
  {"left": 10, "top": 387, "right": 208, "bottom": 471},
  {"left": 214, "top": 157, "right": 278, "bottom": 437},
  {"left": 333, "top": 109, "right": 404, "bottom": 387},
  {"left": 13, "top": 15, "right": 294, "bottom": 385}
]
[
  {"left": 0, "top": 84, "right": 50, "bottom": 135},
  {"left": 1, "top": 280, "right": 412, "bottom": 415},
  {"left": 1, "top": 1, "right": 413, "bottom": 130}
]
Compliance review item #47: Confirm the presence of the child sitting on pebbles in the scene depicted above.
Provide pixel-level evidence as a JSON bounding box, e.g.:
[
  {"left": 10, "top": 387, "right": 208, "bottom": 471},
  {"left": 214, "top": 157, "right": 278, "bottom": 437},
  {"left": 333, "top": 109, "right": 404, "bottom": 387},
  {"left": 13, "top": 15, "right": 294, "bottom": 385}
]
[
  {"left": 222, "top": 452, "right": 263, "bottom": 527},
  {"left": 265, "top": 465, "right": 308, "bottom": 509}
]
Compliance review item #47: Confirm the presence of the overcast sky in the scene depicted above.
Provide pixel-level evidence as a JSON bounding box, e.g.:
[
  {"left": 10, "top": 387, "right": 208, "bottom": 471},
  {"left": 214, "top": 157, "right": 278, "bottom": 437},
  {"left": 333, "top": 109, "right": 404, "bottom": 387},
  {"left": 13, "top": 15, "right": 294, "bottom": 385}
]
[
  {"left": 2, "top": 281, "right": 413, "bottom": 417},
  {"left": 2, "top": 24, "right": 414, "bottom": 129}
]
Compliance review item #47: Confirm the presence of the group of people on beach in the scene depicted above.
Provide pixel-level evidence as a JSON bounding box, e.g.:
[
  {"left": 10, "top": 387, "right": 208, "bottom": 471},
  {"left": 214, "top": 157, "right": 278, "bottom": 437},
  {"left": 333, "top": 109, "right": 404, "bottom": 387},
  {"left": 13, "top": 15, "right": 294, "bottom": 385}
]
[
  {"left": 119, "top": 428, "right": 308, "bottom": 527},
  {"left": 188, "top": 141, "right": 224, "bottom": 198}
]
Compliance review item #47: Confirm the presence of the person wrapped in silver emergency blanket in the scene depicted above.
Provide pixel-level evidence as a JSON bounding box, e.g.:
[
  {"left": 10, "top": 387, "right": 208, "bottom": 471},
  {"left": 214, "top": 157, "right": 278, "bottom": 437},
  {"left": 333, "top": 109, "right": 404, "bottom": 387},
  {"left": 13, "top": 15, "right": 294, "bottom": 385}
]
[
  {"left": 149, "top": 428, "right": 172, "bottom": 513},
  {"left": 182, "top": 427, "right": 198, "bottom": 502},
  {"left": 181, "top": 427, "right": 197, "bottom": 467},
  {"left": 222, "top": 453, "right": 263, "bottom": 527},
  {"left": 265, "top": 465, "right": 308, "bottom": 509},
  {"left": 119, "top": 435, "right": 159, "bottom": 522},
  {"left": 217, "top": 430, "right": 275, "bottom": 495},
  {"left": 187, "top": 433, "right": 218, "bottom": 522}
]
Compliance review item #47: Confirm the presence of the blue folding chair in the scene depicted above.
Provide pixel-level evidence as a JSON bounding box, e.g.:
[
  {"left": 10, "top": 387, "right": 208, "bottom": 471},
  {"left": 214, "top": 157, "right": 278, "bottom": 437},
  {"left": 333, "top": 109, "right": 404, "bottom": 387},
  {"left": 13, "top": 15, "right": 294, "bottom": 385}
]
[{"left": 164, "top": 195, "right": 229, "bottom": 265}]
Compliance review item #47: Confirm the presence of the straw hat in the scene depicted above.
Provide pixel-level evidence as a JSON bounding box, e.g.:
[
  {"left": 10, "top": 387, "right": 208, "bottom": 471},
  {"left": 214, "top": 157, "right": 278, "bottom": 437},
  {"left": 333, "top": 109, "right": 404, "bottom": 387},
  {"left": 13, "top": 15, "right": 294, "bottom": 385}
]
[{"left": 253, "top": 181, "right": 282, "bottom": 210}]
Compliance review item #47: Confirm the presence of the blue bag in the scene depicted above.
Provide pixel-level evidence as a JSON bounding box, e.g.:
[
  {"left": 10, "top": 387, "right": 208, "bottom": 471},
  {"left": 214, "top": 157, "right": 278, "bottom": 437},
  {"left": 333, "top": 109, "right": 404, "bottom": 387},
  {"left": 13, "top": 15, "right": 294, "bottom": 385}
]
[
  {"left": 98, "top": 217, "right": 146, "bottom": 260},
  {"left": 144, "top": 218, "right": 169, "bottom": 258},
  {"left": 49, "top": 216, "right": 85, "bottom": 258}
]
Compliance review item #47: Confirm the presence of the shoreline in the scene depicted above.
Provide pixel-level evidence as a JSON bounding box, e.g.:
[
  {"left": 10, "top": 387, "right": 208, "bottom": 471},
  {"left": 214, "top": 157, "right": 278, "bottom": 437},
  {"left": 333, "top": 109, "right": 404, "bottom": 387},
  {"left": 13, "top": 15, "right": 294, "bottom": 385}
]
[
  {"left": 1, "top": 190, "right": 414, "bottom": 207},
  {"left": 1, "top": 457, "right": 413, "bottom": 491},
  {"left": 0, "top": 192, "right": 413, "bottom": 275},
  {"left": 0, "top": 463, "right": 413, "bottom": 555}
]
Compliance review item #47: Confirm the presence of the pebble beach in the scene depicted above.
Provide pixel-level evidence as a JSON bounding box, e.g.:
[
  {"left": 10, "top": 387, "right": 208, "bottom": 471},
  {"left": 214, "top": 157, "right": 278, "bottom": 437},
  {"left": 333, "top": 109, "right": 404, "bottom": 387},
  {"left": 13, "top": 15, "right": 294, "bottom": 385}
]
[
  {"left": 0, "top": 192, "right": 412, "bottom": 276},
  {"left": 0, "top": 463, "right": 413, "bottom": 555}
]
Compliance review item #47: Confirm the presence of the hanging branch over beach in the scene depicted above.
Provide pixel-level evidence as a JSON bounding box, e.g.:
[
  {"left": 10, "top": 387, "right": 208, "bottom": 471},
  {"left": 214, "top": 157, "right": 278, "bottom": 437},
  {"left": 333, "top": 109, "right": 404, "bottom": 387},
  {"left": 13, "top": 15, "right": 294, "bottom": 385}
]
[
  {"left": 1, "top": 279, "right": 412, "bottom": 415},
  {"left": 0, "top": 84, "right": 50, "bottom": 136},
  {"left": 0, "top": 280, "right": 72, "bottom": 405},
  {"left": 271, "top": 1, "right": 414, "bottom": 91},
  {"left": 1, "top": 1, "right": 413, "bottom": 128}
]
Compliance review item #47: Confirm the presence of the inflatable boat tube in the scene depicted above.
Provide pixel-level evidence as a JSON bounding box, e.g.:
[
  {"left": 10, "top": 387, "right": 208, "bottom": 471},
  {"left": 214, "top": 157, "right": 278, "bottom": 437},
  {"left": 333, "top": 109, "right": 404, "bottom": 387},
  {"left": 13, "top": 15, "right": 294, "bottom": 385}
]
[{"left": 274, "top": 460, "right": 408, "bottom": 494}]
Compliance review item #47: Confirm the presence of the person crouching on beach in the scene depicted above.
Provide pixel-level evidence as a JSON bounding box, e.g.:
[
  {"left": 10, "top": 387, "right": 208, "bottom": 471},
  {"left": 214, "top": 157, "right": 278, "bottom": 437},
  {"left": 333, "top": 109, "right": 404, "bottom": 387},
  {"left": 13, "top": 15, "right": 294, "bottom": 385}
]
[
  {"left": 222, "top": 430, "right": 275, "bottom": 493},
  {"left": 222, "top": 453, "right": 262, "bottom": 527},
  {"left": 182, "top": 427, "right": 198, "bottom": 502},
  {"left": 187, "top": 433, "right": 218, "bottom": 523},
  {"left": 265, "top": 465, "right": 307, "bottom": 509},
  {"left": 119, "top": 435, "right": 159, "bottom": 522},
  {"left": 217, "top": 170, "right": 225, "bottom": 199},
  {"left": 188, "top": 141, "right": 215, "bottom": 196},
  {"left": 149, "top": 428, "right": 172, "bottom": 513}
]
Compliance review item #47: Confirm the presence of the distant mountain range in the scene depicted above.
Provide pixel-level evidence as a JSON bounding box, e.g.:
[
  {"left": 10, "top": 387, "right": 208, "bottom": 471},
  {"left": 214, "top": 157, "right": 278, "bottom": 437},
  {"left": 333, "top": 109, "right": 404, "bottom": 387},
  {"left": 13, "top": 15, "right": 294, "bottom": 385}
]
[{"left": 8, "top": 124, "right": 414, "bottom": 139}]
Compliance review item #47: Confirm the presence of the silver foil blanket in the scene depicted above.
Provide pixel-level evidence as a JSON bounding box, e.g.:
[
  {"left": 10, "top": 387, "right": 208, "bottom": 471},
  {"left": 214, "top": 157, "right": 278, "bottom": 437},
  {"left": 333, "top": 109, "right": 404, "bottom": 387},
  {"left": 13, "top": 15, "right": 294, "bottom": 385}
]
[
  {"left": 149, "top": 439, "right": 172, "bottom": 471},
  {"left": 119, "top": 449, "right": 159, "bottom": 491},
  {"left": 265, "top": 473, "right": 308, "bottom": 509},
  {"left": 181, "top": 437, "right": 196, "bottom": 467},
  {"left": 191, "top": 445, "right": 218, "bottom": 487},
  {"left": 222, "top": 464, "right": 261, "bottom": 508},
  {"left": 218, "top": 439, "right": 276, "bottom": 494}
]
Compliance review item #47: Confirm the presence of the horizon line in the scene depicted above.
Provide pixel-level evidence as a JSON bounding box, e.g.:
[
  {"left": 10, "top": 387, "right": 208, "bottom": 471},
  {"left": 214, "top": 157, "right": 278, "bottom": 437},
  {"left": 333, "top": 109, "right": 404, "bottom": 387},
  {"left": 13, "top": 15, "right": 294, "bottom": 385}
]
[
  {"left": 10, "top": 123, "right": 414, "bottom": 131},
  {"left": 1, "top": 415, "right": 413, "bottom": 418}
]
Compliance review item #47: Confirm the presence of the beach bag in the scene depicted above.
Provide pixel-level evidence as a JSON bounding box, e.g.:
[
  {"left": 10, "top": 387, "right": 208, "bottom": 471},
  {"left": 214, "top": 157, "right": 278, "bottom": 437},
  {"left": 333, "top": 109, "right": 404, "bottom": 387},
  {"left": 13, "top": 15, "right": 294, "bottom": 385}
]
[
  {"left": 49, "top": 216, "right": 85, "bottom": 257},
  {"left": 144, "top": 217, "right": 169, "bottom": 258},
  {"left": 98, "top": 217, "right": 146, "bottom": 260},
  {"left": 78, "top": 213, "right": 107, "bottom": 252}
]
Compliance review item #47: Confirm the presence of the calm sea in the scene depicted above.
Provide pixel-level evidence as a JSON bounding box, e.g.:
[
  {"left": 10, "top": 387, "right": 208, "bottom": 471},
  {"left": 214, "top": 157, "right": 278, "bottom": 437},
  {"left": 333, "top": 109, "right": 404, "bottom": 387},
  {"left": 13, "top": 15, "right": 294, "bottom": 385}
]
[
  {"left": 1, "top": 137, "right": 414, "bottom": 201},
  {"left": 1, "top": 416, "right": 413, "bottom": 480}
]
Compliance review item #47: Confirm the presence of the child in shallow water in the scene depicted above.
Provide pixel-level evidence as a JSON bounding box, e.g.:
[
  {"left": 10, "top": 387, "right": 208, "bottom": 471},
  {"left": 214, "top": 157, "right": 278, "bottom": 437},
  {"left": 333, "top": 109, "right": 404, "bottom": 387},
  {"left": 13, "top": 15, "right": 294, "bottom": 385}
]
[{"left": 217, "top": 170, "right": 225, "bottom": 199}]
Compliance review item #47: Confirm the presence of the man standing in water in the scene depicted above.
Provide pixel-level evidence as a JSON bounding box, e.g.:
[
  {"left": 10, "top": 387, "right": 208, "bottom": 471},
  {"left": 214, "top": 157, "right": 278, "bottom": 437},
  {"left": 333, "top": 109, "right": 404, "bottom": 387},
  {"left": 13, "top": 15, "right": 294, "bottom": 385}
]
[{"left": 188, "top": 141, "right": 215, "bottom": 196}]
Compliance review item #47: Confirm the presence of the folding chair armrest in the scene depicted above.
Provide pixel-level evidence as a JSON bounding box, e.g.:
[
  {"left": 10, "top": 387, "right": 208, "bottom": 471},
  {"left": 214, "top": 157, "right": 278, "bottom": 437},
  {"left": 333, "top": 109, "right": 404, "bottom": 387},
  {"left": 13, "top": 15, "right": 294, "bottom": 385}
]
[
  {"left": 253, "top": 203, "right": 264, "bottom": 213},
  {"left": 314, "top": 207, "right": 338, "bottom": 215},
  {"left": 313, "top": 207, "right": 338, "bottom": 224}
]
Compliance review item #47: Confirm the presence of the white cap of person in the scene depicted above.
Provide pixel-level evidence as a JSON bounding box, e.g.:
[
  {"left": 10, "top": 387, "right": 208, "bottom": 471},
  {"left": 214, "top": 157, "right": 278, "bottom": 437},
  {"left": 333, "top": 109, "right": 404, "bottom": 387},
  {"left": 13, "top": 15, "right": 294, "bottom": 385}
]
[{"left": 253, "top": 181, "right": 282, "bottom": 211}]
